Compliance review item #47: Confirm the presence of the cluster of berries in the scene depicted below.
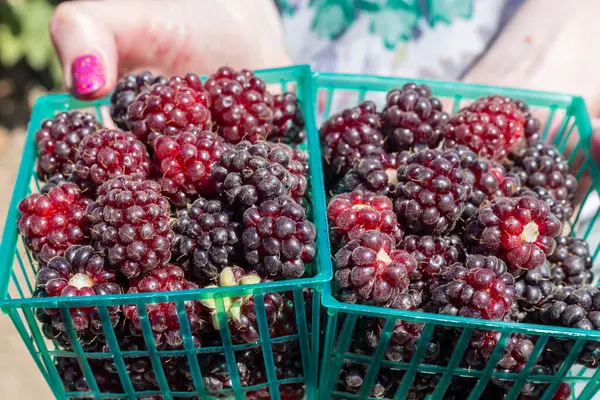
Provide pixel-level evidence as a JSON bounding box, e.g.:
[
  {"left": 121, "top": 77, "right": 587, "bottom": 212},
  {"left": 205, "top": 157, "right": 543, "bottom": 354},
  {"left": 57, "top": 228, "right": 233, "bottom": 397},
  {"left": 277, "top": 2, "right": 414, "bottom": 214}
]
[
  {"left": 324, "top": 84, "right": 588, "bottom": 399},
  {"left": 23, "top": 68, "right": 312, "bottom": 398}
]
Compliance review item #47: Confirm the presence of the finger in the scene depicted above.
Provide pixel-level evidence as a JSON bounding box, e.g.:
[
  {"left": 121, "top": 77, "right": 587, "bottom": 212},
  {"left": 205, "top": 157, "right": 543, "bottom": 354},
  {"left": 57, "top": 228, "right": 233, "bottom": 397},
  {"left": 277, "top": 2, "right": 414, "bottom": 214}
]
[{"left": 50, "top": 0, "right": 290, "bottom": 100}]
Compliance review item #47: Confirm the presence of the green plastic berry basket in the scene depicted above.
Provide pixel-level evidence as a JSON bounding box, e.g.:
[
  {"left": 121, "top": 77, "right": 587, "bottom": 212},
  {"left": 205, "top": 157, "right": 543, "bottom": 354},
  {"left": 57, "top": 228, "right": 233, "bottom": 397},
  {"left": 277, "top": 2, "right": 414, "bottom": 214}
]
[
  {"left": 0, "top": 65, "right": 333, "bottom": 400},
  {"left": 315, "top": 72, "right": 600, "bottom": 400}
]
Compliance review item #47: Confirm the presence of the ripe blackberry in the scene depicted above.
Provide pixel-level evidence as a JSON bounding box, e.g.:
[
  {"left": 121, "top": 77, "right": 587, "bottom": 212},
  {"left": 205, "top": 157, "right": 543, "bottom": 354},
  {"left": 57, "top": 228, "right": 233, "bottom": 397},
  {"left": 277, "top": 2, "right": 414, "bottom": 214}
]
[
  {"left": 127, "top": 73, "right": 211, "bottom": 147},
  {"left": 111, "top": 71, "right": 168, "bottom": 130},
  {"left": 211, "top": 140, "right": 295, "bottom": 207},
  {"left": 509, "top": 143, "right": 577, "bottom": 212},
  {"left": 55, "top": 357, "right": 121, "bottom": 394},
  {"left": 272, "top": 143, "right": 309, "bottom": 203},
  {"left": 339, "top": 151, "right": 409, "bottom": 195},
  {"left": 124, "top": 265, "right": 208, "bottom": 348},
  {"left": 338, "top": 363, "right": 394, "bottom": 398},
  {"left": 204, "top": 66, "right": 274, "bottom": 144},
  {"left": 17, "top": 182, "right": 91, "bottom": 262},
  {"left": 327, "top": 190, "right": 403, "bottom": 245},
  {"left": 496, "top": 334, "right": 535, "bottom": 373},
  {"left": 35, "top": 111, "right": 99, "bottom": 181},
  {"left": 432, "top": 254, "right": 517, "bottom": 320},
  {"left": 242, "top": 196, "right": 316, "bottom": 279},
  {"left": 538, "top": 286, "right": 600, "bottom": 330},
  {"left": 152, "top": 129, "right": 229, "bottom": 207},
  {"left": 400, "top": 235, "right": 459, "bottom": 294},
  {"left": 270, "top": 92, "right": 305, "bottom": 144},
  {"left": 466, "top": 196, "right": 562, "bottom": 273},
  {"left": 320, "top": 101, "right": 385, "bottom": 178},
  {"left": 171, "top": 197, "right": 240, "bottom": 281},
  {"left": 87, "top": 175, "right": 173, "bottom": 278},
  {"left": 516, "top": 187, "right": 572, "bottom": 223},
  {"left": 334, "top": 230, "right": 416, "bottom": 305},
  {"left": 512, "top": 99, "right": 542, "bottom": 145},
  {"left": 442, "top": 95, "right": 525, "bottom": 161},
  {"left": 73, "top": 129, "right": 151, "bottom": 192},
  {"left": 382, "top": 83, "right": 449, "bottom": 151},
  {"left": 36, "top": 245, "right": 121, "bottom": 332},
  {"left": 549, "top": 236, "right": 593, "bottom": 286},
  {"left": 514, "top": 262, "right": 556, "bottom": 307},
  {"left": 393, "top": 148, "right": 473, "bottom": 234}
]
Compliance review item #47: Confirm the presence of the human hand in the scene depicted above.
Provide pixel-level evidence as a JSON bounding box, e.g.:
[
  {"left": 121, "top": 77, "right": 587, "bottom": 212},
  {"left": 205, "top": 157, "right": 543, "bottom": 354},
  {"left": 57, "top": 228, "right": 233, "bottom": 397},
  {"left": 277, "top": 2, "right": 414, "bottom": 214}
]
[{"left": 49, "top": 0, "right": 291, "bottom": 100}]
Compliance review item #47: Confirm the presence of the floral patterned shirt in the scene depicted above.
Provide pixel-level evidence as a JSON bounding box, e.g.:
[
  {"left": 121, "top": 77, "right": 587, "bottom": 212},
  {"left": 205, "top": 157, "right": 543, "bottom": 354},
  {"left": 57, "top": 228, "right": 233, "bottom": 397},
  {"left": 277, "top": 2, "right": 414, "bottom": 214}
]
[{"left": 276, "top": 0, "right": 525, "bottom": 80}]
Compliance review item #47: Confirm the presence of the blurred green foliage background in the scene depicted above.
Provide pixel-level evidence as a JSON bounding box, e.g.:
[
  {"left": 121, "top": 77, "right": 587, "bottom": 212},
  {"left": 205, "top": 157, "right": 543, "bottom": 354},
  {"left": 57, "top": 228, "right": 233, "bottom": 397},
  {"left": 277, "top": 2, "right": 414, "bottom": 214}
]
[{"left": 0, "top": 0, "right": 63, "bottom": 129}]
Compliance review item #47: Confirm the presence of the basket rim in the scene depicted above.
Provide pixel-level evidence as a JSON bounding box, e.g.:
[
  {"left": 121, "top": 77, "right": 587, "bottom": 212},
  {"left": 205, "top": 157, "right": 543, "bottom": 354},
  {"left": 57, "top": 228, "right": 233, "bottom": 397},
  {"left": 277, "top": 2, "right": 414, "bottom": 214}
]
[{"left": 0, "top": 64, "right": 334, "bottom": 312}]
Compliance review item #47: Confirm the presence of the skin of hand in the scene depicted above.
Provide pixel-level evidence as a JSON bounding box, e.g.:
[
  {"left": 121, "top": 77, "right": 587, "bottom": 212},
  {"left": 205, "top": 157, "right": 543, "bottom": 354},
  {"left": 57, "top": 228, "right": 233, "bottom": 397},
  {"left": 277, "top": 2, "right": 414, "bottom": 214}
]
[
  {"left": 49, "top": 0, "right": 291, "bottom": 100},
  {"left": 462, "top": 0, "right": 600, "bottom": 166}
]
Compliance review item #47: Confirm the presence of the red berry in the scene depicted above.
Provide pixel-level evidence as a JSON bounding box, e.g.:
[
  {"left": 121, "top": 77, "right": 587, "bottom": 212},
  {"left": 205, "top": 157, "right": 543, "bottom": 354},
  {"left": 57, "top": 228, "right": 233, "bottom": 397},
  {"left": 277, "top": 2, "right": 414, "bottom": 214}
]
[
  {"left": 36, "top": 245, "right": 121, "bottom": 333},
  {"left": 334, "top": 230, "right": 416, "bottom": 305},
  {"left": 124, "top": 265, "right": 208, "bottom": 348},
  {"left": 442, "top": 95, "right": 525, "bottom": 161},
  {"left": 86, "top": 175, "right": 174, "bottom": 278},
  {"left": 320, "top": 101, "right": 385, "bottom": 178},
  {"left": 466, "top": 196, "right": 562, "bottom": 272},
  {"left": 204, "top": 67, "right": 274, "bottom": 144},
  {"left": 127, "top": 73, "right": 211, "bottom": 147},
  {"left": 327, "top": 190, "right": 403, "bottom": 244},
  {"left": 151, "top": 129, "right": 229, "bottom": 207},
  {"left": 393, "top": 148, "right": 473, "bottom": 234},
  {"left": 73, "top": 129, "right": 151, "bottom": 192},
  {"left": 35, "top": 111, "right": 99, "bottom": 181},
  {"left": 17, "top": 183, "right": 91, "bottom": 262}
]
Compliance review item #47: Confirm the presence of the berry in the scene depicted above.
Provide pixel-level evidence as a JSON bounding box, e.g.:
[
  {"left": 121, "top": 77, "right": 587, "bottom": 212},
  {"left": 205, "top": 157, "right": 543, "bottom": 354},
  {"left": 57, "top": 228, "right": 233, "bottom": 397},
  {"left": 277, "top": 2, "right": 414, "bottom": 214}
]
[
  {"left": 549, "top": 236, "right": 593, "bottom": 286},
  {"left": 211, "top": 140, "right": 295, "bottom": 207},
  {"left": 110, "top": 71, "right": 168, "bottom": 130},
  {"left": 270, "top": 92, "right": 305, "bottom": 144},
  {"left": 151, "top": 129, "right": 229, "bottom": 207},
  {"left": 496, "top": 334, "right": 535, "bottom": 373},
  {"left": 509, "top": 143, "right": 577, "bottom": 213},
  {"left": 127, "top": 73, "right": 211, "bottom": 147},
  {"left": 171, "top": 197, "right": 240, "bottom": 281},
  {"left": 271, "top": 143, "right": 309, "bottom": 203},
  {"left": 512, "top": 99, "right": 542, "bottom": 145},
  {"left": 320, "top": 101, "right": 385, "bottom": 178},
  {"left": 17, "top": 182, "right": 91, "bottom": 262},
  {"left": 87, "top": 175, "right": 174, "bottom": 278},
  {"left": 35, "top": 245, "right": 121, "bottom": 333},
  {"left": 204, "top": 66, "right": 274, "bottom": 144},
  {"left": 334, "top": 230, "right": 416, "bottom": 305},
  {"left": 73, "top": 129, "right": 151, "bottom": 192},
  {"left": 538, "top": 286, "right": 600, "bottom": 330},
  {"left": 516, "top": 186, "right": 572, "bottom": 223},
  {"left": 327, "top": 190, "right": 403, "bottom": 245},
  {"left": 466, "top": 196, "right": 562, "bottom": 272},
  {"left": 338, "top": 363, "right": 394, "bottom": 398},
  {"left": 431, "top": 254, "right": 517, "bottom": 320},
  {"left": 242, "top": 197, "right": 316, "bottom": 279},
  {"left": 339, "top": 151, "right": 409, "bottom": 195},
  {"left": 124, "top": 265, "right": 208, "bottom": 348},
  {"left": 400, "top": 235, "right": 459, "bottom": 293},
  {"left": 393, "top": 148, "right": 473, "bottom": 234},
  {"left": 202, "top": 356, "right": 251, "bottom": 391},
  {"left": 442, "top": 95, "right": 525, "bottom": 161},
  {"left": 514, "top": 262, "right": 556, "bottom": 307},
  {"left": 446, "top": 144, "right": 520, "bottom": 220},
  {"left": 381, "top": 83, "right": 449, "bottom": 151},
  {"left": 35, "top": 111, "right": 99, "bottom": 181}
]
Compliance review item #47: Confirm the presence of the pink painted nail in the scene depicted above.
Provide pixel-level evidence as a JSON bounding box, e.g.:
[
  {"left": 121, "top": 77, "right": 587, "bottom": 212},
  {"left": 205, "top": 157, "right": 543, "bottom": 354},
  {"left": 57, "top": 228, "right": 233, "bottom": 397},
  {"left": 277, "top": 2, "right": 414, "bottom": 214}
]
[{"left": 71, "top": 54, "right": 105, "bottom": 96}]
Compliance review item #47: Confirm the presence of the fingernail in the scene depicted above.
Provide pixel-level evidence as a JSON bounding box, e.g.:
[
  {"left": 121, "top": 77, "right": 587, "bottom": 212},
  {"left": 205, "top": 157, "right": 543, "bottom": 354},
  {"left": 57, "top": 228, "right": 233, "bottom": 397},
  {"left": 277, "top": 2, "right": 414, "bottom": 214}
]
[{"left": 71, "top": 53, "right": 105, "bottom": 96}]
